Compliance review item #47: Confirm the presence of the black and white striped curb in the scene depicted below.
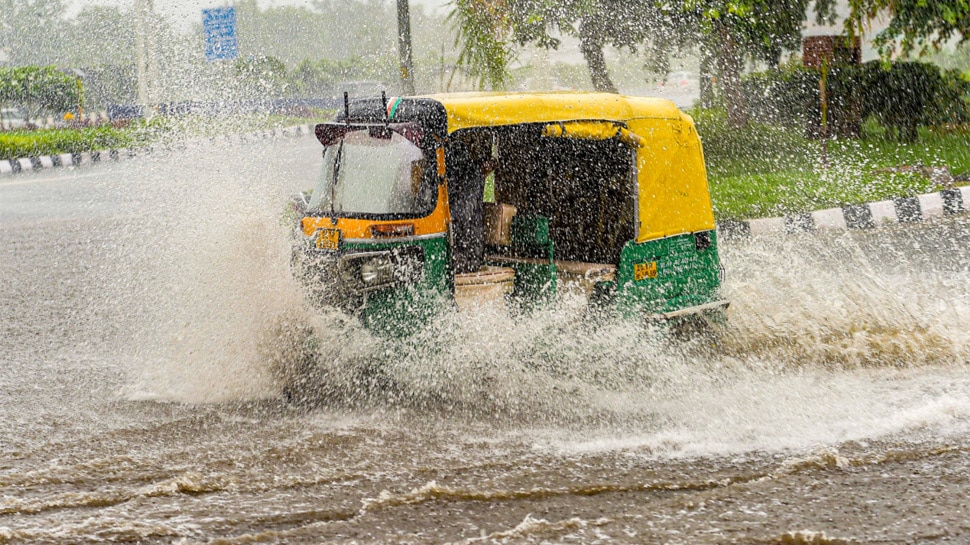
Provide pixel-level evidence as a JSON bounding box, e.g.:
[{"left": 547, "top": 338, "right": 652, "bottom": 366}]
[
  {"left": 0, "top": 150, "right": 136, "bottom": 174},
  {"left": 0, "top": 124, "right": 313, "bottom": 176},
  {"left": 718, "top": 186, "right": 970, "bottom": 239}
]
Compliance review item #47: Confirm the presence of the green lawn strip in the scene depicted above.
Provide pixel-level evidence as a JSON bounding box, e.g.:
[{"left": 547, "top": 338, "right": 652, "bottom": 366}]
[
  {"left": 701, "top": 118, "right": 970, "bottom": 220},
  {"left": 710, "top": 170, "right": 937, "bottom": 220}
]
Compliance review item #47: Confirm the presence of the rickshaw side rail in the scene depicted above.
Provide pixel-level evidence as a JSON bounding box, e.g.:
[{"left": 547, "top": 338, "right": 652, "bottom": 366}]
[{"left": 486, "top": 255, "right": 617, "bottom": 282}]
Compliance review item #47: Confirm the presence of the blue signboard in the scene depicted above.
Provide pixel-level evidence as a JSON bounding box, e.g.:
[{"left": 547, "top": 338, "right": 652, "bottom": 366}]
[{"left": 203, "top": 7, "right": 238, "bottom": 61}]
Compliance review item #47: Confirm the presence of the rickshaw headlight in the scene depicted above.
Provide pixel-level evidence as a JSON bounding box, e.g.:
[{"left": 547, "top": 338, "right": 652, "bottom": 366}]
[
  {"left": 337, "top": 247, "right": 424, "bottom": 293},
  {"left": 360, "top": 258, "right": 394, "bottom": 285}
]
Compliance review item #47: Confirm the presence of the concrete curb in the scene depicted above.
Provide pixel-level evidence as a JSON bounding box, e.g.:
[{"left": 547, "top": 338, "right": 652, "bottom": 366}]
[
  {"left": 717, "top": 186, "right": 970, "bottom": 239},
  {"left": 0, "top": 124, "right": 313, "bottom": 177}
]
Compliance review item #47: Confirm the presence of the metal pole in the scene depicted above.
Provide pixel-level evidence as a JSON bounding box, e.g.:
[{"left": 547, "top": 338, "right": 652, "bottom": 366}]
[
  {"left": 396, "top": 0, "right": 415, "bottom": 95},
  {"left": 76, "top": 77, "right": 84, "bottom": 119},
  {"left": 820, "top": 58, "right": 829, "bottom": 169},
  {"left": 146, "top": 0, "right": 159, "bottom": 108},
  {"left": 135, "top": 0, "right": 156, "bottom": 118},
  {"left": 136, "top": 0, "right": 147, "bottom": 112}
]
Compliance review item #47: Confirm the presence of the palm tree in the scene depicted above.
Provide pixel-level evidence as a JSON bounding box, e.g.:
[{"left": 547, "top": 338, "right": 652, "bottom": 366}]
[{"left": 447, "top": 0, "right": 515, "bottom": 90}]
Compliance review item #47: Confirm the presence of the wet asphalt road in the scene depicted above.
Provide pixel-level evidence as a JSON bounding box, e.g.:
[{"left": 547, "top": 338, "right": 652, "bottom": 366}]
[{"left": 1, "top": 136, "right": 969, "bottom": 543}]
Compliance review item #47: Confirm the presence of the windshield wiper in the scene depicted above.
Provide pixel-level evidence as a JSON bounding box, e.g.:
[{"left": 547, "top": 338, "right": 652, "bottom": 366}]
[{"left": 330, "top": 140, "right": 344, "bottom": 220}]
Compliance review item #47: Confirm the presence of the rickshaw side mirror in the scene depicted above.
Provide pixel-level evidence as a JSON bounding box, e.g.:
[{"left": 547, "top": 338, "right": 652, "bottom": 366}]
[
  {"left": 315, "top": 122, "right": 424, "bottom": 146},
  {"left": 315, "top": 123, "right": 356, "bottom": 146}
]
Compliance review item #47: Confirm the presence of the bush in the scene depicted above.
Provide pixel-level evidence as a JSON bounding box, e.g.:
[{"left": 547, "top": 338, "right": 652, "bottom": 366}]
[
  {"left": 0, "top": 126, "right": 136, "bottom": 160},
  {"left": 0, "top": 66, "right": 79, "bottom": 122},
  {"left": 742, "top": 65, "right": 863, "bottom": 138},
  {"left": 859, "top": 61, "right": 970, "bottom": 141},
  {"left": 925, "top": 68, "right": 970, "bottom": 126},
  {"left": 744, "top": 60, "right": 970, "bottom": 142},
  {"left": 742, "top": 67, "right": 817, "bottom": 129}
]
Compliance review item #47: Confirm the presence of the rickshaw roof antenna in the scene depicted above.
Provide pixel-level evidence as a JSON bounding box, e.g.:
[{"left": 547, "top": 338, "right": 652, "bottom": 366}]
[
  {"left": 343, "top": 91, "right": 350, "bottom": 125},
  {"left": 381, "top": 91, "right": 389, "bottom": 126}
]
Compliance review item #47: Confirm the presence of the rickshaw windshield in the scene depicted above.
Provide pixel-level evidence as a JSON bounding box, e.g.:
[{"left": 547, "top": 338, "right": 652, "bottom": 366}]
[{"left": 307, "top": 130, "right": 435, "bottom": 217}]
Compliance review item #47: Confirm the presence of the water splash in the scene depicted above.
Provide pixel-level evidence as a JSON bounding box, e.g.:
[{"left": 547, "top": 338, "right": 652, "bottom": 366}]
[
  {"left": 101, "top": 138, "right": 970, "bottom": 457},
  {"left": 116, "top": 141, "right": 311, "bottom": 404},
  {"left": 720, "top": 224, "right": 970, "bottom": 369}
]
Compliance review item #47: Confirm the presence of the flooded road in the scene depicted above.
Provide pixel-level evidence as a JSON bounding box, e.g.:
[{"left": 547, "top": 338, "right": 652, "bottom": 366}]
[{"left": 2, "top": 137, "right": 969, "bottom": 543}]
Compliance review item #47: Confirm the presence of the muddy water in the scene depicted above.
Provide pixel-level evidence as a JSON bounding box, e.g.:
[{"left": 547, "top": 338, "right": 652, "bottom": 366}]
[{"left": 1, "top": 138, "right": 969, "bottom": 543}]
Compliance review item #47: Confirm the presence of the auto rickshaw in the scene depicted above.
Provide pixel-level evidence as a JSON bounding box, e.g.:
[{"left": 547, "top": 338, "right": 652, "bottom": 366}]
[{"left": 289, "top": 92, "right": 727, "bottom": 335}]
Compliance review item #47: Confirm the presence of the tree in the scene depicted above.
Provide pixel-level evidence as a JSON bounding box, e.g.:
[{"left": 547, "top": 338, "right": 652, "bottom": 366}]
[
  {"left": 677, "top": 0, "right": 837, "bottom": 127},
  {"left": 0, "top": 0, "right": 68, "bottom": 66},
  {"left": 60, "top": 5, "right": 137, "bottom": 67},
  {"left": 449, "top": 0, "right": 836, "bottom": 125},
  {"left": 0, "top": 66, "right": 78, "bottom": 122},
  {"left": 290, "top": 57, "right": 393, "bottom": 96},
  {"left": 450, "top": 0, "right": 669, "bottom": 92},
  {"left": 847, "top": 0, "right": 969, "bottom": 57},
  {"left": 448, "top": 0, "right": 516, "bottom": 90},
  {"left": 234, "top": 55, "right": 289, "bottom": 99},
  {"left": 221, "top": 0, "right": 445, "bottom": 93}
]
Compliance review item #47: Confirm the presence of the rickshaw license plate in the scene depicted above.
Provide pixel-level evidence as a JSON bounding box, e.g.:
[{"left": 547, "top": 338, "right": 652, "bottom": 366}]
[
  {"left": 315, "top": 228, "right": 340, "bottom": 250},
  {"left": 634, "top": 261, "right": 658, "bottom": 281}
]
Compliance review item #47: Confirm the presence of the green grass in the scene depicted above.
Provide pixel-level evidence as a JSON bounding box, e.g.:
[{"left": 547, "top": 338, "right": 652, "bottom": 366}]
[{"left": 695, "top": 110, "right": 970, "bottom": 220}]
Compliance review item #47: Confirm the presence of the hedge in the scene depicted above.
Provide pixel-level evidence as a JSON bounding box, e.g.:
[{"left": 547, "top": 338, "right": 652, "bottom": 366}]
[
  {"left": 0, "top": 66, "right": 79, "bottom": 123},
  {"left": 0, "top": 126, "right": 136, "bottom": 160},
  {"left": 743, "top": 61, "right": 970, "bottom": 142}
]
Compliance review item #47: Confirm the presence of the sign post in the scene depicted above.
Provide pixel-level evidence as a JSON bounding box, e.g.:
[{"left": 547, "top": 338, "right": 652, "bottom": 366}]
[{"left": 203, "top": 7, "right": 239, "bottom": 62}]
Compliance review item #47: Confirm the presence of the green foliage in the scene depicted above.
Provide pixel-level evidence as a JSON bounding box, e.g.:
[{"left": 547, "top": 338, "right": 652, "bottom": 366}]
[
  {"left": 847, "top": 0, "right": 969, "bottom": 57},
  {"left": 5, "top": 0, "right": 449, "bottom": 102},
  {"left": 693, "top": 107, "right": 810, "bottom": 175},
  {"left": 447, "top": 0, "right": 839, "bottom": 117},
  {"left": 226, "top": 0, "right": 443, "bottom": 90},
  {"left": 744, "top": 61, "right": 970, "bottom": 142},
  {"left": 290, "top": 57, "right": 395, "bottom": 96},
  {"left": 742, "top": 67, "right": 818, "bottom": 129},
  {"left": 234, "top": 55, "right": 290, "bottom": 98},
  {"left": 60, "top": 5, "right": 137, "bottom": 67},
  {"left": 0, "top": 66, "right": 79, "bottom": 122},
  {"left": 0, "top": 125, "right": 137, "bottom": 160},
  {"left": 857, "top": 61, "right": 969, "bottom": 141},
  {"left": 79, "top": 65, "right": 137, "bottom": 107},
  {"left": 449, "top": 0, "right": 683, "bottom": 92},
  {"left": 0, "top": 0, "right": 69, "bottom": 66},
  {"left": 690, "top": 0, "right": 838, "bottom": 64},
  {"left": 447, "top": 0, "right": 515, "bottom": 90}
]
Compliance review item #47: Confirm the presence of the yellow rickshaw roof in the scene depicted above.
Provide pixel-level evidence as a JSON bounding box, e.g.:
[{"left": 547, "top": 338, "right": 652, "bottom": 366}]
[{"left": 423, "top": 92, "right": 688, "bottom": 133}]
